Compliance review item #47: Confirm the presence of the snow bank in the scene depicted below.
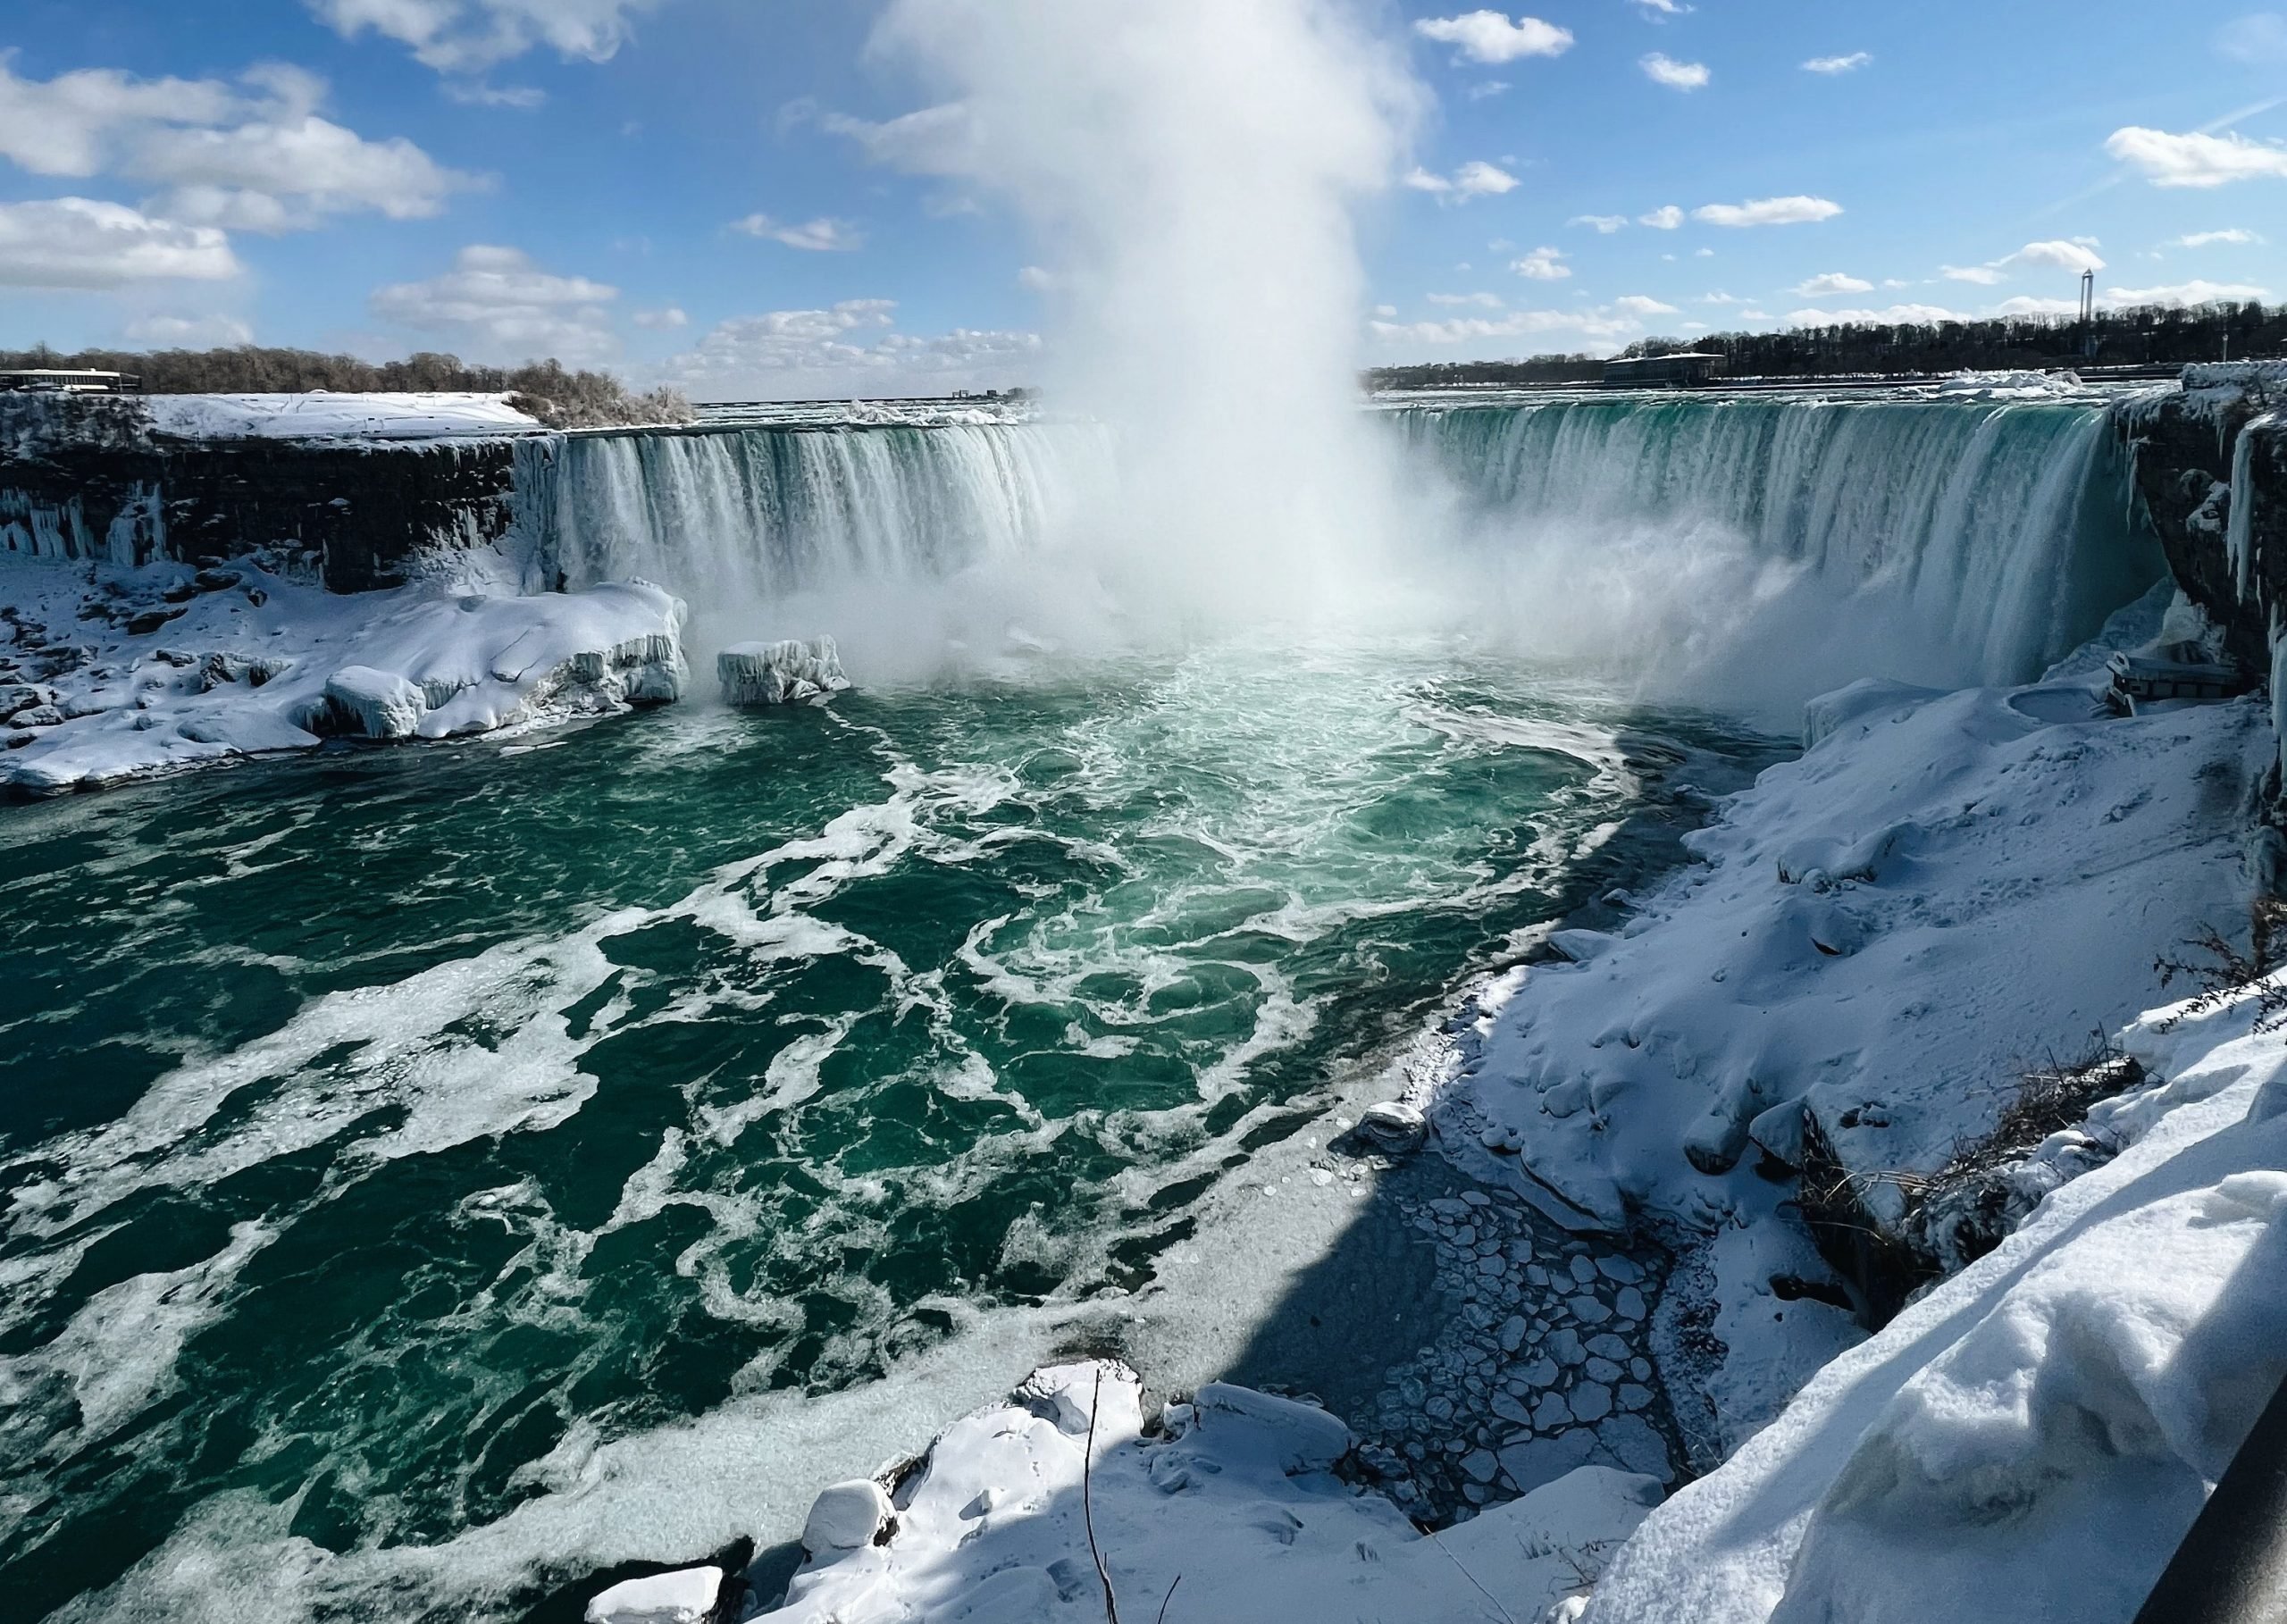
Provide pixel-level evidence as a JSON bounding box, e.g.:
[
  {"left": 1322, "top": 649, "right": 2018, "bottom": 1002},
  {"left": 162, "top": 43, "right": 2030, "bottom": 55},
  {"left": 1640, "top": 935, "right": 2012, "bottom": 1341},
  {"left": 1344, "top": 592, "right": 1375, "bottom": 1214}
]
[
  {"left": 1933, "top": 371, "right": 2086, "bottom": 400},
  {"left": 1585, "top": 983, "right": 2287, "bottom": 1624},
  {"left": 754, "top": 1360, "right": 1663, "bottom": 1624},
  {"left": 1, "top": 555, "right": 686, "bottom": 795},
  {"left": 142, "top": 393, "right": 544, "bottom": 443}
]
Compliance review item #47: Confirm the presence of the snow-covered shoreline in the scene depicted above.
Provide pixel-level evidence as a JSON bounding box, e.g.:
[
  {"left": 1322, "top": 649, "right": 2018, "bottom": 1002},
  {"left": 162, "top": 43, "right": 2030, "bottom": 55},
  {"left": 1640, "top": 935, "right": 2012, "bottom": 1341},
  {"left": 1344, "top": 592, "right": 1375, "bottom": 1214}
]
[
  {"left": 678, "top": 596, "right": 2287, "bottom": 1624},
  {"left": 1, "top": 552, "right": 687, "bottom": 798}
]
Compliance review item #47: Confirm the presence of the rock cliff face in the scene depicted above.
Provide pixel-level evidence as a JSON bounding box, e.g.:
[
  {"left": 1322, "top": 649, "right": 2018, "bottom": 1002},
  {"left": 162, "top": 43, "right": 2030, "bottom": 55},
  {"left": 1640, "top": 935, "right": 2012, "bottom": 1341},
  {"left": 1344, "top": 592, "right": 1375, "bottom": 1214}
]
[
  {"left": 2115, "top": 362, "right": 2287, "bottom": 675},
  {"left": 1, "top": 396, "right": 524, "bottom": 593}
]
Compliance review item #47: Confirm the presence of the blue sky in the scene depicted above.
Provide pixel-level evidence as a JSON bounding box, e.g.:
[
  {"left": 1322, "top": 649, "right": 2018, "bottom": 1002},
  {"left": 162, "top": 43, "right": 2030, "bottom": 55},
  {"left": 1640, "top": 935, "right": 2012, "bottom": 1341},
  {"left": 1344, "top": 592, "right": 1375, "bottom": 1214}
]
[{"left": 1, "top": 0, "right": 2282, "bottom": 398}]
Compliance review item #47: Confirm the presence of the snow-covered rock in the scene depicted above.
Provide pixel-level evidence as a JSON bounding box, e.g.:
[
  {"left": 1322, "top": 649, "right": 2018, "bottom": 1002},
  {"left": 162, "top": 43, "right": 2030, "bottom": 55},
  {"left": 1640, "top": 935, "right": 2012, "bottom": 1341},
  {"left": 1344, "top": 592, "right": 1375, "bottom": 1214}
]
[
  {"left": 0, "top": 555, "right": 688, "bottom": 795},
  {"left": 1584, "top": 982, "right": 2287, "bottom": 1624},
  {"left": 800, "top": 1480, "right": 892, "bottom": 1558},
  {"left": 758, "top": 1359, "right": 1663, "bottom": 1624},
  {"left": 583, "top": 1566, "right": 725, "bottom": 1624},
  {"left": 717, "top": 638, "right": 850, "bottom": 707}
]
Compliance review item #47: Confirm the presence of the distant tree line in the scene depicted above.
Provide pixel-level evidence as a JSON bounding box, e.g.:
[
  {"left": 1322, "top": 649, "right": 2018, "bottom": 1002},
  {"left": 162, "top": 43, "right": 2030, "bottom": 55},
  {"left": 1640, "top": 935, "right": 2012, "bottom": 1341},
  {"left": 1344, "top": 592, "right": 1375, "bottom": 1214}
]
[
  {"left": 0, "top": 344, "right": 694, "bottom": 429},
  {"left": 1368, "top": 300, "right": 2286, "bottom": 390}
]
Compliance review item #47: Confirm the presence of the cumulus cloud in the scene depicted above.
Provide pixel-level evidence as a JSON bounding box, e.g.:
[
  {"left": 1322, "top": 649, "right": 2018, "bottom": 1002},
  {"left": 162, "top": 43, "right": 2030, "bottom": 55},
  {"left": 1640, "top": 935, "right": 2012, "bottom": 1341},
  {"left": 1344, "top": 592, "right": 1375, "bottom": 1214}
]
[
  {"left": 632, "top": 306, "right": 687, "bottom": 329},
  {"left": 1639, "top": 205, "right": 1684, "bottom": 230},
  {"left": 1412, "top": 12, "right": 1574, "bottom": 63},
  {"left": 124, "top": 313, "right": 256, "bottom": 346},
  {"left": 1629, "top": 0, "right": 1693, "bottom": 15},
  {"left": 371, "top": 244, "right": 619, "bottom": 363},
  {"left": 730, "top": 213, "right": 864, "bottom": 252},
  {"left": 0, "top": 197, "right": 241, "bottom": 289},
  {"left": 1639, "top": 53, "right": 1710, "bottom": 90},
  {"left": 2104, "top": 277, "right": 2270, "bottom": 304},
  {"left": 306, "top": 0, "right": 667, "bottom": 74},
  {"left": 1803, "top": 52, "right": 1872, "bottom": 73},
  {"left": 1694, "top": 195, "right": 1842, "bottom": 227},
  {"left": 2106, "top": 125, "right": 2287, "bottom": 188},
  {"left": 0, "top": 57, "right": 476, "bottom": 232},
  {"left": 1944, "top": 239, "right": 2107, "bottom": 284},
  {"left": 1404, "top": 160, "right": 1520, "bottom": 201},
  {"left": 1569, "top": 213, "right": 1628, "bottom": 233},
  {"left": 1512, "top": 246, "right": 1570, "bottom": 280},
  {"left": 1787, "top": 302, "right": 1969, "bottom": 326},
  {"left": 658, "top": 299, "right": 1041, "bottom": 398},
  {"left": 1794, "top": 272, "right": 1873, "bottom": 296},
  {"left": 1613, "top": 294, "right": 1680, "bottom": 316}
]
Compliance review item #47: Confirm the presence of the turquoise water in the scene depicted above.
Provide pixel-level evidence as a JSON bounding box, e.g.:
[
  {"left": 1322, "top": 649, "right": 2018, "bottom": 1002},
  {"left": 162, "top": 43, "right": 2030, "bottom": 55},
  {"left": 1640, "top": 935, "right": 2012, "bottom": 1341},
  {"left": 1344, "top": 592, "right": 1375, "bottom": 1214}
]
[{"left": 0, "top": 638, "right": 1769, "bottom": 1621}]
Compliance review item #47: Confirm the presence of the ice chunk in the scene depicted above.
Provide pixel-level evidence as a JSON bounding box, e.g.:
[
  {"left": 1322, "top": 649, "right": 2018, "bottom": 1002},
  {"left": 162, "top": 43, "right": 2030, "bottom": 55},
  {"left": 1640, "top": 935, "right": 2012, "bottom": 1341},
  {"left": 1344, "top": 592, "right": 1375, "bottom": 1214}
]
[
  {"left": 717, "top": 638, "right": 850, "bottom": 707},
  {"left": 583, "top": 1567, "right": 724, "bottom": 1624},
  {"left": 320, "top": 666, "right": 428, "bottom": 740}
]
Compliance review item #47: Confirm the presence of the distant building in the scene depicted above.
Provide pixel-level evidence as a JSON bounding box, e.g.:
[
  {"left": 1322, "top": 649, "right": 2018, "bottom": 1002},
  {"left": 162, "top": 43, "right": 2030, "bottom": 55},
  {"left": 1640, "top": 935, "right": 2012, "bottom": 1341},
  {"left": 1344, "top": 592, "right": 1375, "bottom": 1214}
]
[
  {"left": 0, "top": 369, "right": 142, "bottom": 395},
  {"left": 1601, "top": 353, "right": 1725, "bottom": 389}
]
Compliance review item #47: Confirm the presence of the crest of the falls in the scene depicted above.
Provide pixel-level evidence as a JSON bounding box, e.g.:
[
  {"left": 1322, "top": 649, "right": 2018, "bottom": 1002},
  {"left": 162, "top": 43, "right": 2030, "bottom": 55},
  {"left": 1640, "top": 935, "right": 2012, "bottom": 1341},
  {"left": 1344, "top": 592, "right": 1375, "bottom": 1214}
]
[{"left": 498, "top": 393, "right": 2157, "bottom": 708}]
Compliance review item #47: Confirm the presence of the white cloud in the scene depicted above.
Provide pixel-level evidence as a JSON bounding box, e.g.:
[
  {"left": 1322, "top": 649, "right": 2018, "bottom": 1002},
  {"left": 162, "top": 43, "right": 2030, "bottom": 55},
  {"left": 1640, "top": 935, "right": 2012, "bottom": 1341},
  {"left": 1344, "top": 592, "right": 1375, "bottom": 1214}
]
[
  {"left": 1613, "top": 294, "right": 1680, "bottom": 316},
  {"left": 1639, "top": 53, "right": 1710, "bottom": 90},
  {"left": 0, "top": 57, "right": 475, "bottom": 232},
  {"left": 1694, "top": 195, "right": 1843, "bottom": 227},
  {"left": 2174, "top": 228, "right": 2263, "bottom": 247},
  {"left": 1370, "top": 297, "right": 1682, "bottom": 352},
  {"left": 1639, "top": 205, "right": 1684, "bottom": 229},
  {"left": 1945, "top": 239, "right": 2109, "bottom": 284},
  {"left": 1428, "top": 290, "right": 1505, "bottom": 307},
  {"left": 1569, "top": 213, "right": 1628, "bottom": 233},
  {"left": 1465, "top": 80, "right": 1512, "bottom": 100},
  {"left": 1412, "top": 13, "right": 1575, "bottom": 63},
  {"left": 0, "top": 197, "right": 241, "bottom": 289},
  {"left": 124, "top": 313, "right": 255, "bottom": 346},
  {"left": 658, "top": 300, "right": 1041, "bottom": 398},
  {"left": 2105, "top": 278, "right": 2270, "bottom": 304},
  {"left": 2217, "top": 13, "right": 2287, "bottom": 63},
  {"left": 819, "top": 105, "right": 983, "bottom": 177},
  {"left": 1512, "top": 246, "right": 1570, "bottom": 280},
  {"left": 371, "top": 244, "right": 619, "bottom": 363},
  {"left": 1406, "top": 160, "right": 1520, "bottom": 202},
  {"left": 1794, "top": 272, "right": 1873, "bottom": 296},
  {"left": 2106, "top": 125, "right": 2287, "bottom": 188},
  {"left": 1629, "top": 0, "right": 1693, "bottom": 14},
  {"left": 1017, "top": 265, "right": 1059, "bottom": 292},
  {"left": 1700, "top": 291, "right": 1741, "bottom": 304},
  {"left": 632, "top": 306, "right": 687, "bottom": 329},
  {"left": 442, "top": 80, "right": 546, "bottom": 108},
  {"left": 306, "top": 0, "right": 666, "bottom": 74},
  {"left": 730, "top": 213, "right": 864, "bottom": 252},
  {"left": 1787, "top": 302, "right": 1970, "bottom": 325},
  {"left": 1803, "top": 52, "right": 1872, "bottom": 74}
]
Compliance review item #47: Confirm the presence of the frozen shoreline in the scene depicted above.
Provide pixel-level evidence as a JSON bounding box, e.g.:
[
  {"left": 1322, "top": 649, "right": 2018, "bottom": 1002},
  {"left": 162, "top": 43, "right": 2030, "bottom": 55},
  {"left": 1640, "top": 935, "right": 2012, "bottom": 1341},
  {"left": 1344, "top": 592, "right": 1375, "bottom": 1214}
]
[
  {"left": 689, "top": 593, "right": 2287, "bottom": 1624},
  {"left": 1, "top": 552, "right": 687, "bottom": 799}
]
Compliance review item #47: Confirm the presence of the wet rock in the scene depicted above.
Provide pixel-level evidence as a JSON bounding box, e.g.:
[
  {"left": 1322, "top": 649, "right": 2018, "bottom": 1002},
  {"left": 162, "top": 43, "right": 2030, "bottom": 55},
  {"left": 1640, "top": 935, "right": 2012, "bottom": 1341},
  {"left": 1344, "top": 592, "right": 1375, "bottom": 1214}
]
[{"left": 125, "top": 607, "right": 185, "bottom": 636}]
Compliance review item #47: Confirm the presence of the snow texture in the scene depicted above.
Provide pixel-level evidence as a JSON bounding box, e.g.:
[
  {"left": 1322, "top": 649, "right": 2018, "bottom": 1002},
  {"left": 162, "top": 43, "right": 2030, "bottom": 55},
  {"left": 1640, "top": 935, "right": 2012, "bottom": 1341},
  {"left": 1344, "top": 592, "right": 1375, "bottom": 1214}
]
[
  {"left": 1, "top": 553, "right": 686, "bottom": 795},
  {"left": 755, "top": 1360, "right": 1663, "bottom": 1624},
  {"left": 583, "top": 1567, "right": 725, "bottom": 1624},
  {"left": 1584, "top": 981, "right": 2287, "bottom": 1624},
  {"left": 141, "top": 393, "right": 545, "bottom": 443}
]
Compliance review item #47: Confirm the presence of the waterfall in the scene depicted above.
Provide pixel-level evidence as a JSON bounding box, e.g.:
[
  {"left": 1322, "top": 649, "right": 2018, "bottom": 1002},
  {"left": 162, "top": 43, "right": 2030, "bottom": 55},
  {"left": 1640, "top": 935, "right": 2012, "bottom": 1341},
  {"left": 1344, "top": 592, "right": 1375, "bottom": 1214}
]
[
  {"left": 511, "top": 422, "right": 1114, "bottom": 602},
  {"left": 1396, "top": 394, "right": 2160, "bottom": 693}
]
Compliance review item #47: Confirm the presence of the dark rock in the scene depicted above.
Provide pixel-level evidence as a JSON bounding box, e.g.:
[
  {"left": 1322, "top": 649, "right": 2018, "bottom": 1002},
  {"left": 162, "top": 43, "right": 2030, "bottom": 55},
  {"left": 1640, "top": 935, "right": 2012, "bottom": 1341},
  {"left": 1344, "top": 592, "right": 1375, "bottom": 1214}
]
[
  {"left": 125, "top": 607, "right": 186, "bottom": 636},
  {"left": 161, "top": 582, "right": 200, "bottom": 603}
]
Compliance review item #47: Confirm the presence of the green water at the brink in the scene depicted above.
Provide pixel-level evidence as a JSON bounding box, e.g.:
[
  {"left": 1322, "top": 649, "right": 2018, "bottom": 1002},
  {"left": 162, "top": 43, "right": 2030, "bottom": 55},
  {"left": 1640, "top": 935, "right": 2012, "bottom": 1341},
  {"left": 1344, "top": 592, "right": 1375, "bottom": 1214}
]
[{"left": 0, "top": 638, "right": 1771, "bottom": 1621}]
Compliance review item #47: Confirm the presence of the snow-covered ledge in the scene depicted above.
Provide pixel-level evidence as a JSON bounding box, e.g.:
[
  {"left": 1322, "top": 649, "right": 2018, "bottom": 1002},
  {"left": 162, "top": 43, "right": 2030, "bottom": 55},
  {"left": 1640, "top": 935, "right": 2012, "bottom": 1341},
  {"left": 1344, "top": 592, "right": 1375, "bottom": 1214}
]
[{"left": 2, "top": 556, "right": 687, "bottom": 797}]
